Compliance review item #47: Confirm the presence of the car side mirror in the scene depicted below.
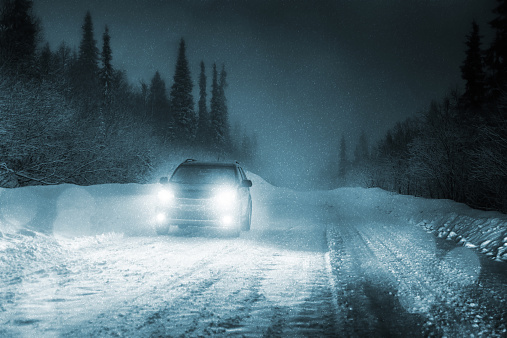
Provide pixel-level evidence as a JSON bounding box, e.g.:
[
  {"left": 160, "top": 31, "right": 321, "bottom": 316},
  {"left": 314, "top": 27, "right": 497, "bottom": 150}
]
[
  {"left": 159, "top": 177, "right": 168, "bottom": 184},
  {"left": 241, "top": 179, "right": 252, "bottom": 188}
]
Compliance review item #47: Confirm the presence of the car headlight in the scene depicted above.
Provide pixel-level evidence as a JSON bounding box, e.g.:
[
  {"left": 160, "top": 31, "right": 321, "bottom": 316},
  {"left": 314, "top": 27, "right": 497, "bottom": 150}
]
[
  {"left": 158, "top": 189, "right": 174, "bottom": 203},
  {"left": 156, "top": 212, "right": 167, "bottom": 223},
  {"left": 213, "top": 188, "right": 237, "bottom": 209}
]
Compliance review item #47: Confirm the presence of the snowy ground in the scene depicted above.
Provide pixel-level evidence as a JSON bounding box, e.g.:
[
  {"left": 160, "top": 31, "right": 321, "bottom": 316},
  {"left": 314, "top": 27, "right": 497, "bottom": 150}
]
[{"left": 1, "top": 174, "right": 506, "bottom": 336}]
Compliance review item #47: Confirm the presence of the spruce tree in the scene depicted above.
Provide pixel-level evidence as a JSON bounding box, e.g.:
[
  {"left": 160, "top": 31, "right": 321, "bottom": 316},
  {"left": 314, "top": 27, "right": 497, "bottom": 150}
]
[
  {"left": 209, "top": 63, "right": 230, "bottom": 150},
  {"left": 219, "top": 64, "right": 230, "bottom": 145},
  {"left": 0, "top": 0, "right": 40, "bottom": 78},
  {"left": 98, "top": 25, "right": 114, "bottom": 136},
  {"left": 354, "top": 131, "right": 369, "bottom": 166},
  {"left": 169, "top": 38, "right": 195, "bottom": 142},
  {"left": 54, "top": 41, "right": 72, "bottom": 92},
  {"left": 73, "top": 11, "right": 100, "bottom": 105},
  {"left": 210, "top": 63, "right": 222, "bottom": 148},
  {"left": 38, "top": 42, "right": 53, "bottom": 79},
  {"left": 461, "top": 21, "right": 485, "bottom": 108},
  {"left": 100, "top": 25, "right": 113, "bottom": 105},
  {"left": 196, "top": 61, "right": 210, "bottom": 144},
  {"left": 486, "top": 0, "right": 507, "bottom": 94},
  {"left": 149, "top": 71, "right": 170, "bottom": 126}
]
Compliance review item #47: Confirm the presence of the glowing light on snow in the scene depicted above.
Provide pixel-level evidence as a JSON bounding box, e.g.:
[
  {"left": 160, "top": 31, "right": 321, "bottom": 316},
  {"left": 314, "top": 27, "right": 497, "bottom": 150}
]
[
  {"left": 397, "top": 246, "right": 482, "bottom": 314},
  {"left": 397, "top": 283, "right": 436, "bottom": 314},
  {"left": 439, "top": 247, "right": 481, "bottom": 287},
  {"left": 0, "top": 188, "right": 38, "bottom": 228}
]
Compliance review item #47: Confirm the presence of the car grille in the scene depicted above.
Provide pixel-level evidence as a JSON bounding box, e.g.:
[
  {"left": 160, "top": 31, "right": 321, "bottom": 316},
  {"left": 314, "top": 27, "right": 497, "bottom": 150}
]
[
  {"left": 175, "top": 190, "right": 212, "bottom": 199},
  {"left": 171, "top": 198, "right": 217, "bottom": 220}
]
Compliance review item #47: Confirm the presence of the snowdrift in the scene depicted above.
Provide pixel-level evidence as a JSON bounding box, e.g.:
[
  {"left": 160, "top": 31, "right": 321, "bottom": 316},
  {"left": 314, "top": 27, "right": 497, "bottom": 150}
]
[
  {"left": 328, "top": 188, "right": 507, "bottom": 262},
  {"left": 0, "top": 183, "right": 160, "bottom": 237}
]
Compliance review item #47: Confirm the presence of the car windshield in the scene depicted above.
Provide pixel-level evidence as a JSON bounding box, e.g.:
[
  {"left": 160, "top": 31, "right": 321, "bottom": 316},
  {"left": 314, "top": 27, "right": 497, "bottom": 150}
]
[{"left": 170, "top": 166, "right": 237, "bottom": 185}]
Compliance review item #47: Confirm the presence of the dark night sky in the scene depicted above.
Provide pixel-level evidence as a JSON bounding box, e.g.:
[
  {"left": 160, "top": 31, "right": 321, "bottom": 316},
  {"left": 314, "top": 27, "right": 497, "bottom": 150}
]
[{"left": 33, "top": 0, "right": 496, "bottom": 188}]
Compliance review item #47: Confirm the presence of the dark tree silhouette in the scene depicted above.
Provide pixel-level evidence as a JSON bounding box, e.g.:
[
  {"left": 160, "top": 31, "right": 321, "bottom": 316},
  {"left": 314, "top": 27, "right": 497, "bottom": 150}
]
[
  {"left": 100, "top": 25, "right": 113, "bottom": 105},
  {"left": 196, "top": 61, "right": 210, "bottom": 145},
  {"left": 354, "top": 130, "right": 369, "bottom": 165},
  {"left": 486, "top": 0, "right": 507, "bottom": 95},
  {"left": 38, "top": 42, "right": 53, "bottom": 79},
  {"left": 0, "top": 0, "right": 40, "bottom": 78},
  {"left": 460, "top": 21, "right": 485, "bottom": 110},
  {"left": 99, "top": 25, "right": 115, "bottom": 137},
  {"left": 209, "top": 63, "right": 230, "bottom": 150},
  {"left": 169, "top": 38, "right": 195, "bottom": 142},
  {"left": 72, "top": 11, "right": 100, "bottom": 106},
  {"left": 149, "top": 71, "right": 170, "bottom": 129},
  {"left": 219, "top": 64, "right": 230, "bottom": 145},
  {"left": 53, "top": 41, "right": 73, "bottom": 92},
  {"left": 209, "top": 63, "right": 221, "bottom": 147}
]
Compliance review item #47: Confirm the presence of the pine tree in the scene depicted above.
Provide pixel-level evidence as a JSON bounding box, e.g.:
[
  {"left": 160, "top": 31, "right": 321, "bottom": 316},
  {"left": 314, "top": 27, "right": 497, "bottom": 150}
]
[
  {"left": 241, "top": 131, "right": 258, "bottom": 166},
  {"left": 100, "top": 25, "right": 113, "bottom": 106},
  {"left": 210, "top": 63, "right": 220, "bottom": 142},
  {"left": 54, "top": 41, "right": 72, "bottom": 93},
  {"left": 354, "top": 131, "right": 369, "bottom": 165},
  {"left": 0, "top": 0, "right": 40, "bottom": 78},
  {"left": 149, "top": 71, "right": 170, "bottom": 126},
  {"left": 72, "top": 11, "right": 100, "bottom": 104},
  {"left": 196, "top": 61, "right": 210, "bottom": 144},
  {"left": 38, "top": 42, "right": 53, "bottom": 79},
  {"left": 219, "top": 64, "right": 230, "bottom": 144},
  {"left": 98, "top": 25, "right": 115, "bottom": 137},
  {"left": 486, "top": 0, "right": 507, "bottom": 94},
  {"left": 169, "top": 38, "right": 195, "bottom": 142},
  {"left": 210, "top": 64, "right": 221, "bottom": 148},
  {"left": 140, "top": 80, "right": 150, "bottom": 120},
  {"left": 461, "top": 21, "right": 485, "bottom": 108},
  {"left": 209, "top": 63, "right": 230, "bottom": 150}
]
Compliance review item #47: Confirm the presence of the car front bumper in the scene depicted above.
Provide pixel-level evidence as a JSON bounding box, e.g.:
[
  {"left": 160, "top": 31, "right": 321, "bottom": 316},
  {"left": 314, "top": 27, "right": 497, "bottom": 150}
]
[{"left": 156, "top": 198, "right": 240, "bottom": 228}]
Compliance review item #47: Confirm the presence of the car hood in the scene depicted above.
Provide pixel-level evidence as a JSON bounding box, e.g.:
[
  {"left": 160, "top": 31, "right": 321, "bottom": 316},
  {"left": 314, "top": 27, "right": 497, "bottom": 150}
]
[{"left": 169, "top": 183, "right": 236, "bottom": 199}]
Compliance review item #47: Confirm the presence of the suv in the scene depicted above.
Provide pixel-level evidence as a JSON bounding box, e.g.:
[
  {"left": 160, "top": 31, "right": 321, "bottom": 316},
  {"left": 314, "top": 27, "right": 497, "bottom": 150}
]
[{"left": 155, "top": 159, "right": 253, "bottom": 236}]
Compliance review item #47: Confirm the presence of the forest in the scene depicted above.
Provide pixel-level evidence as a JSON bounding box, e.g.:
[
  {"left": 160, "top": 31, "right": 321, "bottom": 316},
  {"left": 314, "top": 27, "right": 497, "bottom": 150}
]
[
  {"left": 336, "top": 0, "right": 507, "bottom": 213},
  {"left": 0, "top": 0, "right": 256, "bottom": 187}
]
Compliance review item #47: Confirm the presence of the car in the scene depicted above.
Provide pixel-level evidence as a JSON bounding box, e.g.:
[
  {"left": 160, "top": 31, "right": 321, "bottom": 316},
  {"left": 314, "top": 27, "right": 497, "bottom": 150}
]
[{"left": 155, "top": 159, "right": 253, "bottom": 236}]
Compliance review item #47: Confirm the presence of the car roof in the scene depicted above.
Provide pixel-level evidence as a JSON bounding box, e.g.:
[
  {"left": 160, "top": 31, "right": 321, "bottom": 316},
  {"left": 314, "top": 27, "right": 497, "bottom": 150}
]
[{"left": 178, "top": 160, "right": 239, "bottom": 168}]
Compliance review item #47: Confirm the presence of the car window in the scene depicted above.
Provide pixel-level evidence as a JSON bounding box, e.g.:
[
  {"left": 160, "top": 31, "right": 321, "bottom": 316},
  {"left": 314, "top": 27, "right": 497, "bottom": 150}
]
[{"left": 171, "top": 166, "right": 238, "bottom": 185}]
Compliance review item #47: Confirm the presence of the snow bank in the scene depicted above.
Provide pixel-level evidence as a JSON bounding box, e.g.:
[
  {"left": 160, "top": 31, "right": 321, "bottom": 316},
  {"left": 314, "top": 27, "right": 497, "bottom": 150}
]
[
  {"left": 329, "top": 187, "right": 507, "bottom": 262},
  {"left": 410, "top": 202, "right": 507, "bottom": 262},
  {"left": 0, "top": 183, "right": 160, "bottom": 238}
]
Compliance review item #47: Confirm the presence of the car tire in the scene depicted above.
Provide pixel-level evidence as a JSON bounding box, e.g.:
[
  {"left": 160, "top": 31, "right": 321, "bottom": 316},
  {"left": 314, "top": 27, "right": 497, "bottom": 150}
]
[{"left": 241, "top": 199, "right": 252, "bottom": 231}]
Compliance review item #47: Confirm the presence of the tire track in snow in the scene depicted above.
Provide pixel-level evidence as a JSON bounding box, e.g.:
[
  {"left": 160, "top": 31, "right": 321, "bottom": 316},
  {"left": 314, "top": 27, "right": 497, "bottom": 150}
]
[
  {"left": 359, "top": 222, "right": 507, "bottom": 336},
  {"left": 62, "top": 237, "right": 239, "bottom": 337},
  {"left": 326, "top": 221, "right": 427, "bottom": 337},
  {"left": 325, "top": 250, "right": 340, "bottom": 336}
]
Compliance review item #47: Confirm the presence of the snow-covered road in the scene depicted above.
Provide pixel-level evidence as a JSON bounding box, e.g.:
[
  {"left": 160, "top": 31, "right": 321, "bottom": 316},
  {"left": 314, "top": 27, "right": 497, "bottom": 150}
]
[{"left": 1, "top": 174, "right": 506, "bottom": 336}]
